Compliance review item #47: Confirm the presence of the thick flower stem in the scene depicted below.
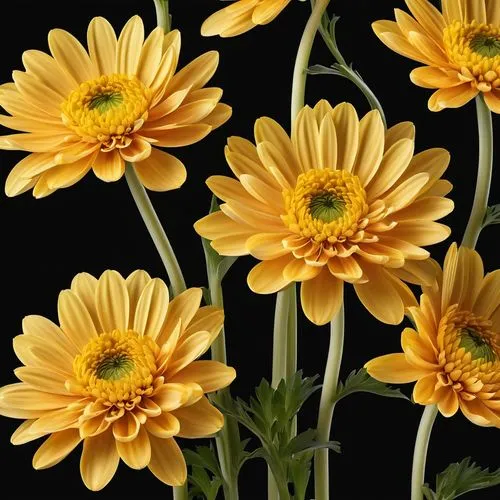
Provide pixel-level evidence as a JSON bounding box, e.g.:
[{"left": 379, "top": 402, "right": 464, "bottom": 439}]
[
  {"left": 461, "top": 95, "right": 493, "bottom": 249},
  {"left": 153, "top": 0, "right": 171, "bottom": 32},
  {"left": 125, "top": 164, "right": 186, "bottom": 297},
  {"left": 411, "top": 405, "right": 438, "bottom": 500},
  {"left": 314, "top": 301, "right": 345, "bottom": 500},
  {"left": 286, "top": 284, "right": 298, "bottom": 437},
  {"left": 208, "top": 272, "right": 240, "bottom": 500},
  {"left": 291, "top": 0, "right": 331, "bottom": 122}
]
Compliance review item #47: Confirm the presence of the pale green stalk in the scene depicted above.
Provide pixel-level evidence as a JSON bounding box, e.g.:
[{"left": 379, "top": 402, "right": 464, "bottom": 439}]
[
  {"left": 314, "top": 301, "right": 344, "bottom": 500},
  {"left": 411, "top": 405, "right": 438, "bottom": 500},
  {"left": 153, "top": 0, "right": 171, "bottom": 31},
  {"left": 291, "top": 0, "right": 331, "bottom": 121},
  {"left": 125, "top": 164, "right": 186, "bottom": 296},
  {"left": 461, "top": 95, "right": 494, "bottom": 248}
]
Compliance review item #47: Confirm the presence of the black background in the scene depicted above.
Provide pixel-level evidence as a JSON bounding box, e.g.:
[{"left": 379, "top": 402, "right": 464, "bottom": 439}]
[{"left": 0, "top": 1, "right": 498, "bottom": 498}]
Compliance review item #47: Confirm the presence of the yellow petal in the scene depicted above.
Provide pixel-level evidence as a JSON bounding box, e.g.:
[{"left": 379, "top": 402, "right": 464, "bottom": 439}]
[
  {"left": 319, "top": 112, "right": 338, "bottom": 170},
  {"left": 182, "top": 306, "right": 224, "bottom": 344},
  {"left": 442, "top": 0, "right": 464, "bottom": 24},
  {"left": 465, "top": 0, "right": 487, "bottom": 23},
  {"left": 300, "top": 269, "right": 343, "bottom": 326},
  {"left": 0, "top": 384, "right": 79, "bottom": 411},
  {"left": 137, "top": 27, "right": 164, "bottom": 87},
  {"left": 167, "top": 51, "right": 219, "bottom": 94},
  {"left": 116, "top": 16, "right": 144, "bottom": 75},
  {"left": 246, "top": 232, "right": 290, "bottom": 260},
  {"left": 436, "top": 386, "right": 459, "bottom": 417},
  {"left": 365, "top": 353, "right": 428, "bottom": 383},
  {"left": 388, "top": 221, "right": 451, "bottom": 246},
  {"left": 148, "top": 436, "right": 187, "bottom": 486},
  {"left": 194, "top": 210, "right": 253, "bottom": 240},
  {"left": 283, "top": 258, "right": 323, "bottom": 282},
  {"left": 384, "top": 121, "right": 415, "bottom": 151},
  {"left": 164, "top": 333, "right": 212, "bottom": 378},
  {"left": 252, "top": 0, "right": 290, "bottom": 24},
  {"left": 126, "top": 270, "right": 152, "bottom": 329},
  {"left": 80, "top": 429, "right": 119, "bottom": 491},
  {"left": 407, "top": 31, "right": 448, "bottom": 66},
  {"left": 473, "top": 270, "right": 500, "bottom": 319},
  {"left": 116, "top": 426, "right": 151, "bottom": 469},
  {"left": 70, "top": 273, "right": 100, "bottom": 331},
  {"left": 201, "top": 0, "right": 259, "bottom": 37},
  {"left": 168, "top": 360, "right": 236, "bottom": 393},
  {"left": 87, "top": 17, "right": 117, "bottom": 75},
  {"left": 133, "top": 278, "right": 169, "bottom": 338},
  {"left": 428, "top": 85, "right": 479, "bottom": 111},
  {"left": 92, "top": 149, "right": 125, "bottom": 182},
  {"left": 201, "top": 103, "right": 232, "bottom": 129},
  {"left": 247, "top": 254, "right": 294, "bottom": 294},
  {"left": 483, "top": 89, "right": 500, "bottom": 114},
  {"left": 145, "top": 412, "right": 180, "bottom": 438},
  {"left": 405, "top": 0, "right": 446, "bottom": 43},
  {"left": 171, "top": 396, "right": 224, "bottom": 438},
  {"left": 330, "top": 102, "right": 359, "bottom": 172},
  {"left": 440, "top": 242, "right": 459, "bottom": 311},
  {"left": 145, "top": 124, "right": 212, "bottom": 147},
  {"left": 4, "top": 154, "right": 42, "bottom": 197},
  {"left": 327, "top": 256, "right": 364, "bottom": 283},
  {"left": 120, "top": 138, "right": 152, "bottom": 163},
  {"left": 14, "top": 367, "right": 68, "bottom": 395},
  {"left": 392, "top": 196, "right": 454, "bottom": 221},
  {"left": 33, "top": 429, "right": 81, "bottom": 470},
  {"left": 96, "top": 270, "right": 129, "bottom": 333},
  {"left": 413, "top": 373, "right": 439, "bottom": 404},
  {"left": 112, "top": 411, "right": 140, "bottom": 443},
  {"left": 292, "top": 106, "right": 321, "bottom": 172},
  {"left": 410, "top": 66, "right": 461, "bottom": 89},
  {"left": 133, "top": 148, "right": 187, "bottom": 192},
  {"left": 11, "top": 419, "right": 47, "bottom": 445}
]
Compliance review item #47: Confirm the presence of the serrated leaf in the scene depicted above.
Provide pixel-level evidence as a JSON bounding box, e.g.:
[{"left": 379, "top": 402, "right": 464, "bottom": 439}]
[
  {"left": 307, "top": 64, "right": 340, "bottom": 76},
  {"left": 333, "top": 368, "right": 409, "bottom": 404},
  {"left": 284, "top": 428, "right": 341, "bottom": 456},
  {"left": 423, "top": 457, "right": 500, "bottom": 500},
  {"left": 482, "top": 204, "right": 500, "bottom": 229}
]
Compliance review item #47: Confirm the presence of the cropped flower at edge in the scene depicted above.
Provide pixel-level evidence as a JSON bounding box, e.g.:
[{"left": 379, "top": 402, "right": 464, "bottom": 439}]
[
  {"left": 0, "top": 270, "right": 236, "bottom": 491},
  {"left": 366, "top": 243, "right": 500, "bottom": 427},
  {"left": 0, "top": 16, "right": 232, "bottom": 198},
  {"left": 195, "top": 100, "right": 454, "bottom": 326},
  {"left": 201, "top": 0, "right": 292, "bottom": 37},
  {"left": 373, "top": 0, "right": 500, "bottom": 113}
]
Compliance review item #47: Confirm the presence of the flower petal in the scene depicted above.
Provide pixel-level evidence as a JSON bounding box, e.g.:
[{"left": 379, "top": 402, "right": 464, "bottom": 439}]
[
  {"left": 33, "top": 429, "right": 81, "bottom": 470},
  {"left": 96, "top": 270, "right": 129, "bottom": 334},
  {"left": 168, "top": 360, "right": 236, "bottom": 393},
  {"left": 365, "top": 353, "right": 428, "bottom": 383},
  {"left": 148, "top": 436, "right": 187, "bottom": 486},
  {"left": 170, "top": 396, "right": 224, "bottom": 438},
  {"left": 116, "top": 425, "right": 151, "bottom": 469}
]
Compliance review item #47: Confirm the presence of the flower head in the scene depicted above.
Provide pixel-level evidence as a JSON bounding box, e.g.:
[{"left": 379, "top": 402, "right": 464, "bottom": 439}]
[
  {"left": 373, "top": 0, "right": 500, "bottom": 112},
  {"left": 0, "top": 270, "right": 235, "bottom": 490},
  {"left": 0, "top": 16, "right": 231, "bottom": 198},
  {"left": 201, "top": 0, "right": 292, "bottom": 37},
  {"left": 366, "top": 243, "right": 500, "bottom": 427},
  {"left": 195, "top": 100, "right": 453, "bottom": 326}
]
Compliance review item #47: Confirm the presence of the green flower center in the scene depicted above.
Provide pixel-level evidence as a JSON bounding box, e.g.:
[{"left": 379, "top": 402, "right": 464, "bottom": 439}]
[
  {"left": 96, "top": 354, "right": 135, "bottom": 380},
  {"left": 459, "top": 328, "right": 497, "bottom": 363},
  {"left": 309, "top": 193, "right": 346, "bottom": 222},
  {"left": 89, "top": 91, "right": 124, "bottom": 112},
  {"left": 470, "top": 34, "right": 500, "bottom": 57}
]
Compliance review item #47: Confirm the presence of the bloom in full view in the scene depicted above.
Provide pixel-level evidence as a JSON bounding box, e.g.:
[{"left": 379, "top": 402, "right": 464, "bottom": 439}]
[
  {"left": 0, "top": 16, "right": 231, "bottom": 198},
  {"left": 373, "top": 0, "right": 500, "bottom": 113},
  {"left": 366, "top": 244, "right": 500, "bottom": 426},
  {"left": 201, "top": 0, "right": 292, "bottom": 37},
  {"left": 195, "top": 100, "right": 453, "bottom": 326},
  {"left": 0, "top": 270, "right": 235, "bottom": 490}
]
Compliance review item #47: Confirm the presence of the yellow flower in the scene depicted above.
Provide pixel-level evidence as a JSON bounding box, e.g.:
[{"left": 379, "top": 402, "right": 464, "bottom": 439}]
[
  {"left": 0, "top": 270, "right": 236, "bottom": 490},
  {"left": 195, "top": 100, "right": 453, "bottom": 326},
  {"left": 366, "top": 243, "right": 500, "bottom": 426},
  {"left": 373, "top": 0, "right": 500, "bottom": 113},
  {"left": 201, "top": 0, "right": 292, "bottom": 37},
  {"left": 0, "top": 16, "right": 231, "bottom": 198}
]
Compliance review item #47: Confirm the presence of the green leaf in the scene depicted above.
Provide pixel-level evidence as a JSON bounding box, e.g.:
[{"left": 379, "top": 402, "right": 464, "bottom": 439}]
[
  {"left": 185, "top": 445, "right": 223, "bottom": 500},
  {"left": 422, "top": 457, "right": 500, "bottom": 500},
  {"left": 201, "top": 195, "right": 237, "bottom": 284},
  {"left": 307, "top": 64, "right": 340, "bottom": 76},
  {"left": 289, "top": 451, "right": 314, "bottom": 500},
  {"left": 333, "top": 368, "right": 409, "bottom": 404},
  {"left": 482, "top": 204, "right": 500, "bottom": 229},
  {"left": 284, "top": 428, "right": 341, "bottom": 456}
]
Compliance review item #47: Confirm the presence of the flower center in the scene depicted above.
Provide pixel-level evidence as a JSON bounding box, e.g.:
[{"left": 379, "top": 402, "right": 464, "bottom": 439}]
[
  {"left": 73, "top": 329, "right": 159, "bottom": 404},
  {"left": 443, "top": 21, "right": 500, "bottom": 89},
  {"left": 459, "top": 327, "right": 497, "bottom": 363},
  {"left": 282, "top": 169, "right": 368, "bottom": 243},
  {"left": 61, "top": 74, "right": 152, "bottom": 149}
]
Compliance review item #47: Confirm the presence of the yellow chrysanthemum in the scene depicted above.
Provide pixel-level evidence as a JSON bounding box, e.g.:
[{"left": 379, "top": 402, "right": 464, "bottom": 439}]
[
  {"left": 195, "top": 100, "right": 454, "bottom": 326},
  {"left": 201, "top": 0, "right": 292, "bottom": 37},
  {"left": 0, "top": 270, "right": 235, "bottom": 491},
  {"left": 366, "top": 243, "right": 500, "bottom": 426},
  {"left": 0, "top": 16, "right": 231, "bottom": 198},
  {"left": 373, "top": 0, "right": 500, "bottom": 113}
]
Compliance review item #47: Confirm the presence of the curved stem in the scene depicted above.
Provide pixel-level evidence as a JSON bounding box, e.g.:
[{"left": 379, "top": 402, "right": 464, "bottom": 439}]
[
  {"left": 461, "top": 95, "right": 493, "bottom": 249},
  {"left": 125, "top": 164, "right": 186, "bottom": 296},
  {"left": 411, "top": 405, "right": 438, "bottom": 500},
  {"left": 153, "top": 0, "right": 171, "bottom": 32},
  {"left": 291, "top": 0, "right": 331, "bottom": 122},
  {"left": 314, "top": 301, "right": 345, "bottom": 500}
]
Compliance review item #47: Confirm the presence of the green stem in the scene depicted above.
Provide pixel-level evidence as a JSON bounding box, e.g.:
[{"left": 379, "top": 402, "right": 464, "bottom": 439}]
[
  {"left": 153, "top": 0, "right": 171, "bottom": 31},
  {"left": 411, "top": 405, "right": 438, "bottom": 500},
  {"left": 172, "top": 484, "right": 188, "bottom": 500},
  {"left": 291, "top": 0, "right": 331, "bottom": 122},
  {"left": 125, "top": 164, "right": 186, "bottom": 296},
  {"left": 208, "top": 273, "right": 240, "bottom": 500},
  {"left": 461, "top": 95, "right": 493, "bottom": 249},
  {"left": 314, "top": 300, "right": 345, "bottom": 500},
  {"left": 268, "top": 287, "right": 292, "bottom": 500},
  {"left": 314, "top": 1, "right": 387, "bottom": 127},
  {"left": 286, "top": 284, "right": 298, "bottom": 438}
]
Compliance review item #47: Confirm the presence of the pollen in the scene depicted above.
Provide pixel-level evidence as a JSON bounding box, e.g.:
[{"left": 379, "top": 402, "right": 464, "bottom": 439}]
[
  {"left": 61, "top": 74, "right": 152, "bottom": 150},
  {"left": 73, "top": 330, "right": 159, "bottom": 405},
  {"left": 437, "top": 306, "right": 500, "bottom": 396},
  {"left": 443, "top": 20, "right": 500, "bottom": 92},
  {"left": 282, "top": 169, "right": 369, "bottom": 244}
]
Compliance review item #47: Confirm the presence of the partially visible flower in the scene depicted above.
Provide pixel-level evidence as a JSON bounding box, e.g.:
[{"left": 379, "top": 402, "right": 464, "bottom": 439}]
[
  {"left": 373, "top": 0, "right": 500, "bottom": 113},
  {"left": 201, "top": 0, "right": 292, "bottom": 37},
  {"left": 0, "top": 16, "right": 231, "bottom": 198},
  {"left": 195, "top": 100, "right": 454, "bottom": 326},
  {"left": 0, "top": 270, "right": 235, "bottom": 490},
  {"left": 366, "top": 243, "right": 500, "bottom": 427}
]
